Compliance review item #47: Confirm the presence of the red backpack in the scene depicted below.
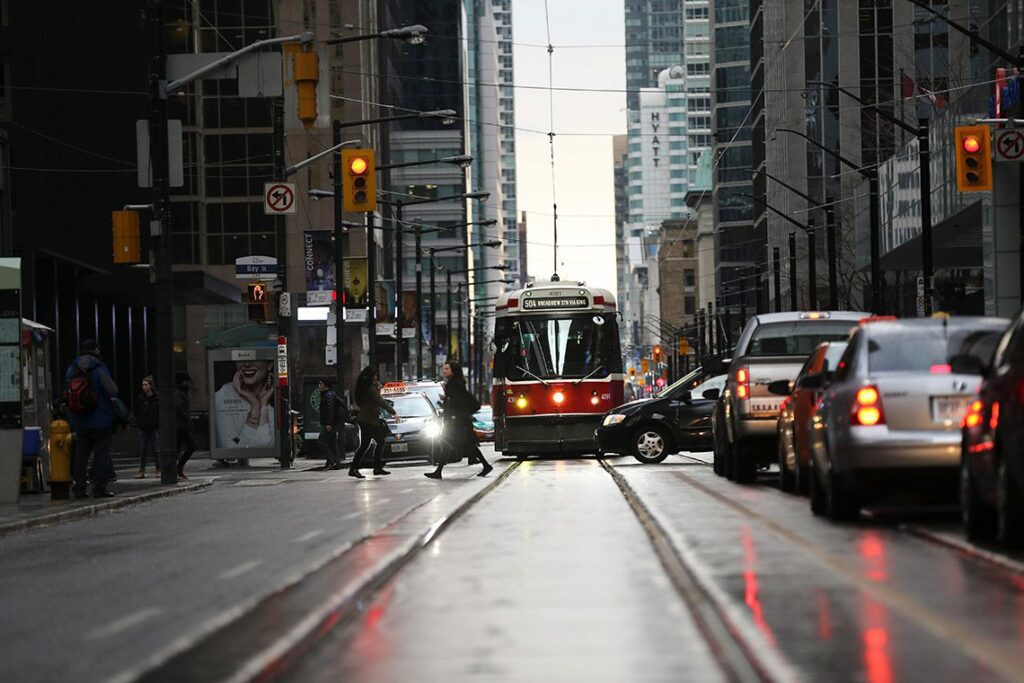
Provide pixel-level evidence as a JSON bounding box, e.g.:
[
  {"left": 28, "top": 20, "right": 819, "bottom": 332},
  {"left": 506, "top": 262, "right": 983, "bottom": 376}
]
[{"left": 67, "top": 366, "right": 98, "bottom": 414}]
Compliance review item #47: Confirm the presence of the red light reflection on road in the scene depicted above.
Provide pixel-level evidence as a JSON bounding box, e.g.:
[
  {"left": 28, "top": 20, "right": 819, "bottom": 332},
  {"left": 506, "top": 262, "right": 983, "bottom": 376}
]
[
  {"left": 861, "top": 598, "right": 893, "bottom": 683},
  {"left": 859, "top": 531, "right": 887, "bottom": 582},
  {"left": 741, "top": 526, "right": 776, "bottom": 646},
  {"left": 815, "top": 589, "right": 833, "bottom": 641}
]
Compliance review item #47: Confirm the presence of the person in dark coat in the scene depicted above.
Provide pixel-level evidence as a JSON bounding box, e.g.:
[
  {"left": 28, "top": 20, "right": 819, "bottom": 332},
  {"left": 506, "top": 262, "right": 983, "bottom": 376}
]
[
  {"left": 349, "top": 366, "right": 395, "bottom": 479},
  {"left": 65, "top": 339, "right": 121, "bottom": 497},
  {"left": 134, "top": 375, "right": 160, "bottom": 478},
  {"left": 174, "top": 372, "right": 198, "bottom": 479},
  {"left": 318, "top": 379, "right": 346, "bottom": 470},
  {"left": 426, "top": 360, "right": 492, "bottom": 480}
]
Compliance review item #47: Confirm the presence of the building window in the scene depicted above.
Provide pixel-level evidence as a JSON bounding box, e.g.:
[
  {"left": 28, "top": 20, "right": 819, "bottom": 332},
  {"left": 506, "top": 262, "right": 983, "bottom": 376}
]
[
  {"left": 684, "top": 269, "right": 695, "bottom": 287},
  {"left": 685, "top": 296, "right": 696, "bottom": 314},
  {"left": 681, "top": 240, "right": 695, "bottom": 257}
]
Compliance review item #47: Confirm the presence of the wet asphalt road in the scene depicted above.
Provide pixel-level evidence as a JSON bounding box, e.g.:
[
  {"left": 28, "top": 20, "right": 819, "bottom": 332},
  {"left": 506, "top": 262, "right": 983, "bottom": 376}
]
[{"left": 5, "top": 446, "right": 1024, "bottom": 682}]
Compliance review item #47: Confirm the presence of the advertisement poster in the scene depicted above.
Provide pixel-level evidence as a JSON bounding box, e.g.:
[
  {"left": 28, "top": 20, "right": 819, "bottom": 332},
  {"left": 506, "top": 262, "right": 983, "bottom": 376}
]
[
  {"left": 342, "top": 258, "right": 368, "bottom": 306},
  {"left": 303, "top": 230, "right": 335, "bottom": 294},
  {"left": 376, "top": 280, "right": 395, "bottom": 323},
  {"left": 400, "top": 290, "right": 418, "bottom": 328},
  {"left": 207, "top": 348, "right": 279, "bottom": 459}
]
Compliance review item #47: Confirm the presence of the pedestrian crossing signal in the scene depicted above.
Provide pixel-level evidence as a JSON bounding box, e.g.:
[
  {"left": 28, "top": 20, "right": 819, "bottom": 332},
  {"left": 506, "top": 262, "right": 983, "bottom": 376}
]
[{"left": 247, "top": 283, "right": 268, "bottom": 320}]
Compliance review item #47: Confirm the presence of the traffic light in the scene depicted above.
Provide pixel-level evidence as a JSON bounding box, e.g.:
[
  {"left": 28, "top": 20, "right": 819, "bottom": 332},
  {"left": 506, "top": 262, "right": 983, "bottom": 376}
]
[
  {"left": 955, "top": 125, "right": 992, "bottom": 192},
  {"left": 679, "top": 338, "right": 690, "bottom": 356},
  {"left": 247, "top": 283, "right": 268, "bottom": 320},
  {"left": 641, "top": 358, "right": 649, "bottom": 374},
  {"left": 111, "top": 210, "right": 140, "bottom": 264},
  {"left": 652, "top": 344, "right": 662, "bottom": 363},
  {"left": 341, "top": 148, "right": 377, "bottom": 212},
  {"left": 629, "top": 367, "right": 636, "bottom": 379},
  {"left": 294, "top": 51, "right": 319, "bottom": 128}
]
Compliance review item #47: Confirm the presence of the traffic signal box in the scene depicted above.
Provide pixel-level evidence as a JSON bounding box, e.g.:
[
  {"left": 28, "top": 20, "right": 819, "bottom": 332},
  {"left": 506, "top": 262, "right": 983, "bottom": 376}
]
[
  {"left": 641, "top": 358, "right": 650, "bottom": 374},
  {"left": 679, "top": 338, "right": 690, "bottom": 356},
  {"left": 111, "top": 210, "right": 141, "bottom": 264},
  {"left": 652, "top": 345, "right": 662, "bottom": 363},
  {"left": 341, "top": 148, "right": 377, "bottom": 212},
  {"left": 955, "top": 125, "right": 993, "bottom": 192},
  {"left": 247, "top": 283, "right": 268, "bottom": 321},
  {"left": 294, "top": 51, "right": 319, "bottom": 129}
]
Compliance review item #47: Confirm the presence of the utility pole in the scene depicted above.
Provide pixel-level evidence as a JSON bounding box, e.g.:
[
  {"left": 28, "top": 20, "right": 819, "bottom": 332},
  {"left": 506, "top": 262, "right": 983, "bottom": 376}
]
[
  {"left": 773, "top": 247, "right": 782, "bottom": 313},
  {"left": 826, "top": 204, "right": 838, "bottom": 309},
  {"left": 789, "top": 232, "right": 798, "bottom": 311},
  {"left": 807, "top": 219, "right": 817, "bottom": 310},
  {"left": 272, "top": 83, "right": 289, "bottom": 468},
  {"left": 333, "top": 121, "right": 345, "bottom": 395},
  {"left": 148, "top": 0, "right": 177, "bottom": 486},
  {"left": 366, "top": 210, "right": 377, "bottom": 367}
]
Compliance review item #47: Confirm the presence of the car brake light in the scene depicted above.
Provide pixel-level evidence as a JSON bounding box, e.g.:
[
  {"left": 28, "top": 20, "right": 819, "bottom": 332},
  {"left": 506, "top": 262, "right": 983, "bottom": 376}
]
[
  {"left": 962, "top": 399, "right": 984, "bottom": 429},
  {"left": 593, "top": 295, "right": 605, "bottom": 305},
  {"left": 852, "top": 385, "right": 884, "bottom": 426},
  {"left": 735, "top": 367, "right": 750, "bottom": 400},
  {"left": 930, "top": 364, "right": 952, "bottom": 374},
  {"left": 990, "top": 401, "right": 1000, "bottom": 430}
]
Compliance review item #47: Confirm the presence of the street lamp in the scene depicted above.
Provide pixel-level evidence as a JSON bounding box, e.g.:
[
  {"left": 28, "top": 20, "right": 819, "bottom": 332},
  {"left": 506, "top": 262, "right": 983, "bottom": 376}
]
[
  {"left": 444, "top": 265, "right": 506, "bottom": 362},
  {"left": 326, "top": 24, "right": 429, "bottom": 45},
  {"left": 775, "top": 127, "right": 883, "bottom": 314},
  {"left": 378, "top": 190, "right": 490, "bottom": 380}
]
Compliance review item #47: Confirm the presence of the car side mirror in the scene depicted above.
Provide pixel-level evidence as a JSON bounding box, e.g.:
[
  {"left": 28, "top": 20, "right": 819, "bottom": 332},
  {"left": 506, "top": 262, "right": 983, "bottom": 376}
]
[
  {"left": 796, "top": 373, "right": 827, "bottom": 391},
  {"left": 950, "top": 353, "right": 987, "bottom": 376},
  {"left": 701, "top": 388, "right": 721, "bottom": 400},
  {"left": 767, "top": 379, "right": 792, "bottom": 396}
]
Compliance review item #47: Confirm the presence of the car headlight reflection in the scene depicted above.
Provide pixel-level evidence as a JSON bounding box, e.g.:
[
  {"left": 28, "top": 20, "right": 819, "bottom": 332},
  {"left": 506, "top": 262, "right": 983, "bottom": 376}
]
[
  {"left": 602, "top": 414, "right": 626, "bottom": 427},
  {"left": 424, "top": 420, "right": 443, "bottom": 439}
]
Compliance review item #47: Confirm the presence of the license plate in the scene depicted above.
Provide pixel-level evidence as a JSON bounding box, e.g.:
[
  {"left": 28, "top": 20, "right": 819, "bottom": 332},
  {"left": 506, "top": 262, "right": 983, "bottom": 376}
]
[
  {"left": 390, "top": 442, "right": 408, "bottom": 453},
  {"left": 749, "top": 398, "right": 783, "bottom": 414},
  {"left": 932, "top": 396, "right": 970, "bottom": 424}
]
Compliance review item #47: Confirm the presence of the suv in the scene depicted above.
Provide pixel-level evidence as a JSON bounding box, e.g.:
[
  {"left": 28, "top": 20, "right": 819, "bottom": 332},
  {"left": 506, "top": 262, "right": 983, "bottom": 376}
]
[{"left": 713, "top": 311, "right": 867, "bottom": 483}]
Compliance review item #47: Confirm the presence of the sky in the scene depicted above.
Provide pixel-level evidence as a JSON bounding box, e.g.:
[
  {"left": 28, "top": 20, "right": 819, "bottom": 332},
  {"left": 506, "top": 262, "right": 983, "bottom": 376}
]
[{"left": 512, "top": 0, "right": 625, "bottom": 293}]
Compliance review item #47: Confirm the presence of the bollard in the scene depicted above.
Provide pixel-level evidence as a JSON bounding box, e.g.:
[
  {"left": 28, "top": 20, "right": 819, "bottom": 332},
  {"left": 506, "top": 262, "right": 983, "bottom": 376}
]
[{"left": 48, "top": 419, "right": 73, "bottom": 500}]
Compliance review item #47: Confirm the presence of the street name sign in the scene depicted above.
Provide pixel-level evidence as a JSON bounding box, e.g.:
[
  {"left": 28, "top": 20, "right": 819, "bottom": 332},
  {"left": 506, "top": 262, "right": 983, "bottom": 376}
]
[{"left": 235, "top": 255, "right": 278, "bottom": 280}]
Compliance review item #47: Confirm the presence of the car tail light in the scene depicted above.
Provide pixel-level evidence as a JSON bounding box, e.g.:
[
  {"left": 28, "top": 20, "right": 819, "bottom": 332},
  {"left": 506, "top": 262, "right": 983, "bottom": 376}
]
[
  {"left": 851, "top": 385, "right": 884, "bottom": 426},
  {"left": 930, "top": 364, "right": 952, "bottom": 374},
  {"left": 593, "top": 295, "right": 605, "bottom": 305},
  {"left": 990, "top": 401, "right": 1000, "bottom": 430},
  {"left": 735, "top": 367, "right": 750, "bottom": 400},
  {"left": 962, "top": 399, "right": 984, "bottom": 429}
]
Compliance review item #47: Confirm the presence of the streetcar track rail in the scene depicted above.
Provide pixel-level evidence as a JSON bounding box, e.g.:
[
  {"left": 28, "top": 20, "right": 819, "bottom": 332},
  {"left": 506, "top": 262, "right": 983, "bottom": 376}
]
[
  {"left": 126, "top": 463, "right": 519, "bottom": 683},
  {"left": 667, "top": 468, "right": 1024, "bottom": 682},
  {"left": 598, "top": 458, "right": 779, "bottom": 683}
]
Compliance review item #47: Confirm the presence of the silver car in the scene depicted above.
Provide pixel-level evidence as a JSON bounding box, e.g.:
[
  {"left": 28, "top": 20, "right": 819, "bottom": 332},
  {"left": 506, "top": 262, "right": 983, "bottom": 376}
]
[{"left": 808, "top": 316, "right": 1009, "bottom": 520}]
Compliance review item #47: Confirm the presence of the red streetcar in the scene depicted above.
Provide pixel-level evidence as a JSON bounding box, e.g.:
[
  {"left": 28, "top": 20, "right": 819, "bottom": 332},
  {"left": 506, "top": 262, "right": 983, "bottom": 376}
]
[{"left": 491, "top": 277, "right": 624, "bottom": 458}]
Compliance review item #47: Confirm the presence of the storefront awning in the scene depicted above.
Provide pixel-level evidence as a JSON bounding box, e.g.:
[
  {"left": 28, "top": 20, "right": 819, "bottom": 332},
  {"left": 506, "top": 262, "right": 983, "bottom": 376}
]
[{"left": 880, "top": 201, "right": 983, "bottom": 271}]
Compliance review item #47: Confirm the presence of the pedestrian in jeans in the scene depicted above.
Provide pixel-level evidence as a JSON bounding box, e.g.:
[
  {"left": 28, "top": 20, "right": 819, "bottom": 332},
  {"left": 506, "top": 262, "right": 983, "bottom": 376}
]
[
  {"left": 65, "top": 339, "right": 120, "bottom": 498},
  {"left": 134, "top": 376, "right": 159, "bottom": 478},
  {"left": 426, "top": 360, "right": 492, "bottom": 480},
  {"left": 174, "top": 372, "right": 198, "bottom": 479},
  {"left": 318, "top": 379, "right": 348, "bottom": 470},
  {"left": 349, "top": 367, "right": 394, "bottom": 479}
]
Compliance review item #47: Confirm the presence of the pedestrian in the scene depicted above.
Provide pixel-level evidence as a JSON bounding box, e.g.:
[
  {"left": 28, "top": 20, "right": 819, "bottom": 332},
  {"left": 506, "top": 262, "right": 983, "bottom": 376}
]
[
  {"left": 318, "top": 378, "right": 348, "bottom": 470},
  {"left": 64, "top": 339, "right": 120, "bottom": 498},
  {"left": 426, "top": 360, "right": 492, "bottom": 480},
  {"left": 134, "top": 376, "right": 159, "bottom": 478},
  {"left": 349, "top": 366, "right": 394, "bottom": 479},
  {"left": 174, "top": 372, "right": 198, "bottom": 480}
]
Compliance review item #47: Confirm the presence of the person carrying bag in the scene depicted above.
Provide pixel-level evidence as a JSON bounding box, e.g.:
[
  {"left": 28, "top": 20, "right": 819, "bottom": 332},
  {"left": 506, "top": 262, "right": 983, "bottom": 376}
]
[{"left": 426, "top": 360, "right": 492, "bottom": 480}]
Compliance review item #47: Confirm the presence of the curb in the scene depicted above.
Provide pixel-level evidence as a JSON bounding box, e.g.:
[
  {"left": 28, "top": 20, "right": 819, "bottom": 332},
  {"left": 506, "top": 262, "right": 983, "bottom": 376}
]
[
  {"left": 0, "top": 481, "right": 214, "bottom": 538},
  {"left": 900, "top": 524, "right": 1024, "bottom": 578}
]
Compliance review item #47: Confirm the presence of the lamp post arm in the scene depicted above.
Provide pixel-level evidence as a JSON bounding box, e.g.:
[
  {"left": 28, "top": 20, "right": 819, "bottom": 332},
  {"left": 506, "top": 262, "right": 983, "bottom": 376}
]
[
  {"left": 776, "top": 128, "right": 868, "bottom": 177},
  {"left": 285, "top": 139, "right": 362, "bottom": 177},
  {"left": 739, "top": 193, "right": 811, "bottom": 233},
  {"left": 166, "top": 32, "right": 313, "bottom": 93},
  {"left": 757, "top": 169, "right": 817, "bottom": 205},
  {"left": 900, "top": 0, "right": 1022, "bottom": 67},
  {"left": 807, "top": 80, "right": 917, "bottom": 136}
]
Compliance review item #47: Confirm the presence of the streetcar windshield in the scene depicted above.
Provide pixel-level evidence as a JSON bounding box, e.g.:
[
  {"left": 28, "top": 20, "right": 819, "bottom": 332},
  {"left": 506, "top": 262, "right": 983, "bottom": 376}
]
[{"left": 498, "top": 313, "right": 621, "bottom": 380}]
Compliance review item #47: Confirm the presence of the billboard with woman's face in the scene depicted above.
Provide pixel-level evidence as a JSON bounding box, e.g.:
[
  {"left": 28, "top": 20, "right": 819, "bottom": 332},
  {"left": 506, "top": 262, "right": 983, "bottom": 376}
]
[{"left": 207, "top": 347, "right": 279, "bottom": 459}]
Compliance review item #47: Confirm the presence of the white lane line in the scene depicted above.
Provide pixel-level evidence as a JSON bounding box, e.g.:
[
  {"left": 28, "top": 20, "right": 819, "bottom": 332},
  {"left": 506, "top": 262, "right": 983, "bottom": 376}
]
[
  {"left": 293, "top": 529, "right": 323, "bottom": 543},
  {"left": 341, "top": 511, "right": 363, "bottom": 521},
  {"left": 86, "top": 608, "right": 162, "bottom": 640},
  {"left": 371, "top": 498, "right": 391, "bottom": 505},
  {"left": 399, "top": 488, "right": 416, "bottom": 494},
  {"left": 218, "top": 560, "right": 263, "bottom": 580}
]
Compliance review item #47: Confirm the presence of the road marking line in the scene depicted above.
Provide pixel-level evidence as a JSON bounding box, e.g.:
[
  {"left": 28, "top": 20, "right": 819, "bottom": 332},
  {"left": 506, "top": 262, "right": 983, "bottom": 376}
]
[
  {"left": 399, "top": 488, "right": 416, "bottom": 494},
  {"left": 341, "top": 511, "right": 363, "bottom": 521},
  {"left": 86, "top": 608, "right": 162, "bottom": 640},
  {"left": 294, "top": 529, "right": 323, "bottom": 543},
  {"left": 370, "top": 498, "right": 390, "bottom": 505},
  {"left": 219, "top": 560, "right": 263, "bottom": 580}
]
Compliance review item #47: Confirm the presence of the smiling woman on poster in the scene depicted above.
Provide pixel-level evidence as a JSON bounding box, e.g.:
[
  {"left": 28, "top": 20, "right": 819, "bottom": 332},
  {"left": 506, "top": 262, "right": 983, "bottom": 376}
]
[{"left": 214, "top": 360, "right": 276, "bottom": 448}]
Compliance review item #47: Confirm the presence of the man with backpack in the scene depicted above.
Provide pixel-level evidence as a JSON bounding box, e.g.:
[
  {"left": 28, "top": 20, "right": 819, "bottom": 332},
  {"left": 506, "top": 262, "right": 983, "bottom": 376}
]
[
  {"left": 65, "top": 339, "right": 120, "bottom": 498},
  {"left": 318, "top": 379, "right": 349, "bottom": 470}
]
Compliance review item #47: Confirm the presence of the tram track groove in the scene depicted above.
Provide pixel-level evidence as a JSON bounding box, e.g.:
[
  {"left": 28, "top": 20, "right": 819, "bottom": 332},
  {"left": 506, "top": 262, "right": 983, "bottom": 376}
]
[
  {"left": 598, "top": 458, "right": 779, "bottom": 683},
  {"left": 668, "top": 469, "right": 1024, "bottom": 682}
]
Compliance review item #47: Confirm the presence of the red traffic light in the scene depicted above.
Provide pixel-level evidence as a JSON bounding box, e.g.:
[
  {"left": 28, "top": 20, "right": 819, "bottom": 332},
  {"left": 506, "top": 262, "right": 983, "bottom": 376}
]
[{"left": 962, "top": 135, "right": 981, "bottom": 154}]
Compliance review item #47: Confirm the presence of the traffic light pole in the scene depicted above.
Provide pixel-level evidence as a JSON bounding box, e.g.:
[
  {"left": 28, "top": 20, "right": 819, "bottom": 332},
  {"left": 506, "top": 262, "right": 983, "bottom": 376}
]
[
  {"left": 919, "top": 119, "right": 934, "bottom": 315},
  {"left": 273, "top": 87, "right": 290, "bottom": 468},
  {"left": 446, "top": 270, "right": 453, "bottom": 359},
  {"left": 789, "top": 232, "right": 798, "bottom": 311},
  {"left": 430, "top": 257, "right": 438, "bottom": 377},
  {"left": 395, "top": 201, "right": 404, "bottom": 379},
  {"left": 333, "top": 121, "right": 346, "bottom": 398},
  {"left": 366, "top": 210, "right": 377, "bottom": 366},
  {"left": 415, "top": 224, "right": 424, "bottom": 380}
]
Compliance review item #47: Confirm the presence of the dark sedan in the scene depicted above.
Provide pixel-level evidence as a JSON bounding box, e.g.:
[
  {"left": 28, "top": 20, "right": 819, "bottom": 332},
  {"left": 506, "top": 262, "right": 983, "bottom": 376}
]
[{"left": 596, "top": 368, "right": 727, "bottom": 463}]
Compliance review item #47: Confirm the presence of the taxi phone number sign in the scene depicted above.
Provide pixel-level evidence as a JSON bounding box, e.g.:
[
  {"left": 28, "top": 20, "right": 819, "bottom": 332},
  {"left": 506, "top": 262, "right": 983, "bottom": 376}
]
[{"left": 522, "top": 296, "right": 589, "bottom": 311}]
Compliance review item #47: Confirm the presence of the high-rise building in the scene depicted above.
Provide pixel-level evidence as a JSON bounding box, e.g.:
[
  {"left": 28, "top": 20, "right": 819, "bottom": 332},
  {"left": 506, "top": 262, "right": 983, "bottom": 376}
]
[
  {"left": 490, "top": 0, "right": 521, "bottom": 285},
  {"left": 624, "top": 0, "right": 687, "bottom": 110}
]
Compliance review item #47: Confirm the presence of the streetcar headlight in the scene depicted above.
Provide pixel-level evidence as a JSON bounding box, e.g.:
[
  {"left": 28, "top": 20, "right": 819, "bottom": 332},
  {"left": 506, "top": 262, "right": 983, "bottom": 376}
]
[
  {"left": 516, "top": 395, "right": 528, "bottom": 409},
  {"left": 552, "top": 391, "right": 566, "bottom": 405},
  {"left": 603, "top": 414, "right": 626, "bottom": 426},
  {"left": 424, "top": 420, "right": 443, "bottom": 439}
]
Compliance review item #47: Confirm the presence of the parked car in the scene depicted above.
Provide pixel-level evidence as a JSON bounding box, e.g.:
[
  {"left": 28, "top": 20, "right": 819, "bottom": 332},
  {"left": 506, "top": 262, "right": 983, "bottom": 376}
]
[
  {"left": 772, "top": 340, "right": 848, "bottom": 494},
  {"left": 807, "top": 316, "right": 1009, "bottom": 521},
  {"left": 713, "top": 311, "right": 868, "bottom": 482},
  {"left": 959, "top": 310, "right": 1024, "bottom": 547},
  {"left": 597, "top": 368, "right": 727, "bottom": 463},
  {"left": 397, "top": 381, "right": 446, "bottom": 412},
  {"left": 382, "top": 391, "right": 445, "bottom": 463},
  {"left": 473, "top": 405, "right": 495, "bottom": 442}
]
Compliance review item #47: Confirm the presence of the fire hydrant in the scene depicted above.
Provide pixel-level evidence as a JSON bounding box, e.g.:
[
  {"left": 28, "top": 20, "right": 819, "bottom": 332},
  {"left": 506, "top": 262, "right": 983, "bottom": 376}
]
[{"left": 48, "top": 419, "right": 73, "bottom": 500}]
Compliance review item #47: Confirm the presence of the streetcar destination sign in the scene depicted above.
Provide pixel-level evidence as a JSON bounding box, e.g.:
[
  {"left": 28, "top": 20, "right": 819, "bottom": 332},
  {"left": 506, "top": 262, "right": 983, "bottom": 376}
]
[{"left": 522, "top": 296, "right": 589, "bottom": 310}]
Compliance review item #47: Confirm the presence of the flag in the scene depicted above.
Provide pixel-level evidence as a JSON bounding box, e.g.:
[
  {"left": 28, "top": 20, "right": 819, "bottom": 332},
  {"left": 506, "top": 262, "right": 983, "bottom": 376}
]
[
  {"left": 901, "top": 69, "right": 947, "bottom": 109},
  {"left": 900, "top": 69, "right": 915, "bottom": 98},
  {"left": 917, "top": 84, "right": 947, "bottom": 109}
]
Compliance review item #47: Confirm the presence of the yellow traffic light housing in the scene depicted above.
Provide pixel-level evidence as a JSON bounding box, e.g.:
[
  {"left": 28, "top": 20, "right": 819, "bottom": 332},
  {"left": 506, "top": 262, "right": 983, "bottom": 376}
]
[
  {"left": 679, "top": 338, "right": 690, "bottom": 356},
  {"left": 247, "top": 283, "right": 268, "bottom": 320},
  {"left": 955, "top": 125, "right": 992, "bottom": 192},
  {"left": 629, "top": 367, "right": 636, "bottom": 379},
  {"left": 641, "top": 358, "right": 649, "bottom": 374},
  {"left": 652, "top": 345, "right": 662, "bottom": 363},
  {"left": 294, "top": 51, "right": 319, "bottom": 129},
  {"left": 341, "top": 148, "right": 377, "bottom": 212},
  {"left": 111, "top": 210, "right": 141, "bottom": 264}
]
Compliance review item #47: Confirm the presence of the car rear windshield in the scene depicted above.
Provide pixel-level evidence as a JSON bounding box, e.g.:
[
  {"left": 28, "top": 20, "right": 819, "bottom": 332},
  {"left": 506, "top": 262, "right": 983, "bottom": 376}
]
[
  {"left": 746, "top": 321, "right": 855, "bottom": 357},
  {"left": 868, "top": 324, "right": 1006, "bottom": 373}
]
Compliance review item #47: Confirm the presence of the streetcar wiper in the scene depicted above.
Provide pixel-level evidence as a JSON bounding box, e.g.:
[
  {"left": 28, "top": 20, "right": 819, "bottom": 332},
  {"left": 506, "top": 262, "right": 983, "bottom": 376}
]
[
  {"left": 574, "top": 366, "right": 606, "bottom": 384},
  {"left": 515, "top": 365, "right": 550, "bottom": 386}
]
